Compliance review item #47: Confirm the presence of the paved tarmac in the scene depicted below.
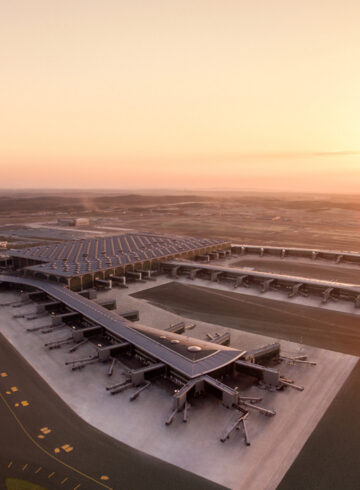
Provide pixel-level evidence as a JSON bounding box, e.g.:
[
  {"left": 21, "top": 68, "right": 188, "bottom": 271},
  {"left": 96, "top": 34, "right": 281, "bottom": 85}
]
[
  {"left": 0, "top": 332, "right": 223, "bottom": 490},
  {"left": 278, "top": 360, "right": 360, "bottom": 490},
  {"left": 133, "top": 280, "right": 360, "bottom": 490},
  {"left": 133, "top": 282, "right": 360, "bottom": 356}
]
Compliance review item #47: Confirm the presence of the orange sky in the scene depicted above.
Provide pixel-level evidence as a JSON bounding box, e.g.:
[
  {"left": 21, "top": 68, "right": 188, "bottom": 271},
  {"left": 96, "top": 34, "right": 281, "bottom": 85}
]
[{"left": 1, "top": 1, "right": 359, "bottom": 192}]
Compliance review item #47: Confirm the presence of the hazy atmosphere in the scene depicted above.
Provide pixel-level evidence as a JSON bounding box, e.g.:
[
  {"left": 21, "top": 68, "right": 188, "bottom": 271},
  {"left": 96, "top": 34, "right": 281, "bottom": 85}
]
[
  {"left": 1, "top": 0, "right": 359, "bottom": 191},
  {"left": 1, "top": 4, "right": 360, "bottom": 489}
]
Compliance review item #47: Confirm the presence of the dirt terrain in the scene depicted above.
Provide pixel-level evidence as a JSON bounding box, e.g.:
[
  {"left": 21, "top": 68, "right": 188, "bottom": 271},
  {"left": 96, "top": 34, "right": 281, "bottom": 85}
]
[{"left": 1, "top": 190, "right": 360, "bottom": 251}]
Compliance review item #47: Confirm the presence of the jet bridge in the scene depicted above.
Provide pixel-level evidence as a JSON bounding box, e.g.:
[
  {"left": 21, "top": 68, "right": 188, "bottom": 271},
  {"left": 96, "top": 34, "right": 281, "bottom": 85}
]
[{"left": 161, "top": 261, "right": 360, "bottom": 307}]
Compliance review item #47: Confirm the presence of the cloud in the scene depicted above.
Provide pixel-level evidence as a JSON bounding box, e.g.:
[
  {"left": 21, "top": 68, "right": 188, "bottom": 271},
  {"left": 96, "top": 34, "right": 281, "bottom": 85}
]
[
  {"left": 173, "top": 151, "right": 360, "bottom": 162},
  {"left": 312, "top": 151, "right": 360, "bottom": 157}
]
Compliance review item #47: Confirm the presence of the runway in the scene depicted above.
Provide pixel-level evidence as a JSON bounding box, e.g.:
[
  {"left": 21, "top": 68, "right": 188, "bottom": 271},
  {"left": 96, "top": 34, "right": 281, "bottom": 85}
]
[{"left": 0, "top": 333, "right": 223, "bottom": 490}]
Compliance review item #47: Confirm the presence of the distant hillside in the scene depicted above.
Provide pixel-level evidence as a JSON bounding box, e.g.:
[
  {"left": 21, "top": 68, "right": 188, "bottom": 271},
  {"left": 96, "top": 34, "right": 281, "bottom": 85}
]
[{"left": 0, "top": 194, "right": 211, "bottom": 214}]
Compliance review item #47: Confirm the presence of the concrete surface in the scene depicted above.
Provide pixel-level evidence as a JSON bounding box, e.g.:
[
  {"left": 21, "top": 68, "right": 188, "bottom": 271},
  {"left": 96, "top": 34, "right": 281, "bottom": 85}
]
[
  {"left": 165, "top": 267, "right": 360, "bottom": 317},
  {"left": 0, "top": 282, "right": 357, "bottom": 490},
  {"left": 1, "top": 333, "right": 218, "bottom": 490}
]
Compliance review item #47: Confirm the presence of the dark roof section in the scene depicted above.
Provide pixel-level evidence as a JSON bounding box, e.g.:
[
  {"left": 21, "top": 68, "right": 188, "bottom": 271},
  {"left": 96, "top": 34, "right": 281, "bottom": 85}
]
[
  {"left": 0, "top": 274, "right": 245, "bottom": 379},
  {"left": 10, "top": 233, "right": 229, "bottom": 277}
]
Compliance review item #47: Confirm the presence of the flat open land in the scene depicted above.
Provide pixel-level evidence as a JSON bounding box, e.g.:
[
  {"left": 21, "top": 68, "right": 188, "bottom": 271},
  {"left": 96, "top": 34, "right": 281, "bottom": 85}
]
[
  {"left": 132, "top": 282, "right": 360, "bottom": 356},
  {"left": 2, "top": 191, "right": 360, "bottom": 251}
]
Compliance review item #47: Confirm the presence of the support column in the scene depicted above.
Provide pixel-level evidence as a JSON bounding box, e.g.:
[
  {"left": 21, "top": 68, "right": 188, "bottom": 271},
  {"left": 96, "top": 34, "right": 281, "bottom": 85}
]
[
  {"left": 211, "top": 271, "right": 222, "bottom": 282},
  {"left": 288, "top": 282, "right": 305, "bottom": 298},
  {"left": 197, "top": 254, "right": 210, "bottom": 262},
  {"left": 189, "top": 268, "right": 201, "bottom": 280},
  {"left": 126, "top": 271, "right": 142, "bottom": 281},
  {"left": 170, "top": 266, "right": 180, "bottom": 278},
  {"left": 234, "top": 275, "right": 249, "bottom": 288},
  {"left": 322, "top": 287, "right": 334, "bottom": 303},
  {"left": 110, "top": 275, "right": 127, "bottom": 287},
  {"left": 261, "top": 278, "right": 275, "bottom": 293}
]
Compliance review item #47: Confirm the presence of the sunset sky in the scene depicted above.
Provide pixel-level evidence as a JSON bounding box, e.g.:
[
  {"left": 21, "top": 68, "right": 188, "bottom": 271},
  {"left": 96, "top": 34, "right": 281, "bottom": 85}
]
[{"left": 1, "top": 1, "right": 359, "bottom": 192}]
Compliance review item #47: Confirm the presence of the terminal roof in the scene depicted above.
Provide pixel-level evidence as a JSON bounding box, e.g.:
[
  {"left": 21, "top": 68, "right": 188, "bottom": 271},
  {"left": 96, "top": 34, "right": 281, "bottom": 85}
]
[
  {"left": 10, "top": 233, "right": 228, "bottom": 277},
  {"left": 0, "top": 274, "right": 245, "bottom": 379}
]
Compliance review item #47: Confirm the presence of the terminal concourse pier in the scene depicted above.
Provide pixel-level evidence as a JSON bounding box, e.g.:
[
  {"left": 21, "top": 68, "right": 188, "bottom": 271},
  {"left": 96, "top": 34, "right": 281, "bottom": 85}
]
[
  {"left": 0, "top": 274, "right": 291, "bottom": 422},
  {"left": 9, "top": 233, "right": 231, "bottom": 290}
]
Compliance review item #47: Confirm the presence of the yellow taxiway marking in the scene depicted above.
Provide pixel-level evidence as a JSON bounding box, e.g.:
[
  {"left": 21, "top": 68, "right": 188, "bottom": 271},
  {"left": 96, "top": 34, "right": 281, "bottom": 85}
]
[
  {"left": 21, "top": 400, "right": 29, "bottom": 406},
  {"left": 34, "top": 467, "right": 42, "bottom": 474},
  {"left": 22, "top": 463, "right": 29, "bottom": 471},
  {"left": 61, "top": 444, "right": 74, "bottom": 453},
  {"left": 0, "top": 391, "right": 112, "bottom": 489},
  {"left": 41, "top": 426, "right": 51, "bottom": 434},
  {"left": 0, "top": 372, "right": 7, "bottom": 377},
  {"left": 61, "top": 477, "right": 69, "bottom": 485},
  {"left": 100, "top": 475, "right": 109, "bottom": 481},
  {"left": 48, "top": 471, "right": 55, "bottom": 479},
  {"left": 37, "top": 434, "right": 45, "bottom": 439},
  {"left": 74, "top": 484, "right": 81, "bottom": 490},
  {"left": 8, "top": 461, "right": 13, "bottom": 469},
  {"left": 11, "top": 386, "right": 18, "bottom": 392}
]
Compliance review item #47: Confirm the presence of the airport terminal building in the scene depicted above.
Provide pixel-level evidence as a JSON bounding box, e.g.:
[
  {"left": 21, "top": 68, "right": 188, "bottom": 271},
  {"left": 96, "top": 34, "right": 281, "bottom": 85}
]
[{"left": 9, "top": 233, "right": 231, "bottom": 290}]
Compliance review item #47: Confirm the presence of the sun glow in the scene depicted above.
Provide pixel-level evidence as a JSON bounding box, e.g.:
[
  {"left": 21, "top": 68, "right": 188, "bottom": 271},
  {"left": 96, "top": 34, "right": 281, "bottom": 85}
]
[{"left": 0, "top": 1, "right": 359, "bottom": 191}]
